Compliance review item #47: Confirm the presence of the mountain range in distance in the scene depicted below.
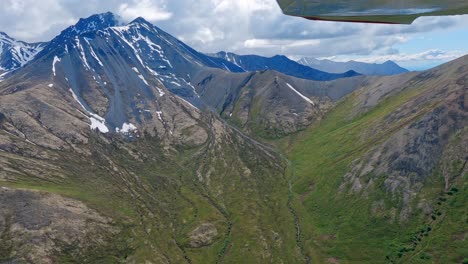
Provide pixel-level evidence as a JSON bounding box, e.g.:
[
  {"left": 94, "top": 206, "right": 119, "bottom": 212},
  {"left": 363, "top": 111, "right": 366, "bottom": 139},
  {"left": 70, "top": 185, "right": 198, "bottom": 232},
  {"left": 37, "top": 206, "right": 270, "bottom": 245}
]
[
  {"left": 1, "top": 25, "right": 408, "bottom": 84},
  {"left": 297, "top": 56, "right": 409, "bottom": 76},
  {"left": 209, "top": 51, "right": 408, "bottom": 78},
  {"left": 0, "top": 12, "right": 465, "bottom": 264},
  {"left": 207, "top": 51, "right": 361, "bottom": 81}
]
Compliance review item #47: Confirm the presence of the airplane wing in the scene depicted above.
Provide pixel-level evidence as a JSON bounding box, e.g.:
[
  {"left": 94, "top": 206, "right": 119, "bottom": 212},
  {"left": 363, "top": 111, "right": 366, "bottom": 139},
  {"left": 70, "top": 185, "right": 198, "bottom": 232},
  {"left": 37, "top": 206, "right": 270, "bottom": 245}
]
[{"left": 276, "top": 0, "right": 468, "bottom": 24}]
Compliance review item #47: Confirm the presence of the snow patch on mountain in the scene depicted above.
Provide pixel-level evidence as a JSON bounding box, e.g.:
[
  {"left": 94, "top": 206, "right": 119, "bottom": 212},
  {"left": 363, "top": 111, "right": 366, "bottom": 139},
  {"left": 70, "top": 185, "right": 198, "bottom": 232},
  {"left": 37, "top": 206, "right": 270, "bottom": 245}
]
[
  {"left": 157, "top": 87, "right": 165, "bottom": 97},
  {"left": 156, "top": 111, "right": 163, "bottom": 121},
  {"left": 90, "top": 116, "right": 109, "bottom": 133},
  {"left": 69, "top": 88, "right": 109, "bottom": 133},
  {"left": 170, "top": 81, "right": 181, "bottom": 87},
  {"left": 177, "top": 96, "right": 198, "bottom": 110},
  {"left": 75, "top": 38, "right": 91, "bottom": 71},
  {"left": 111, "top": 27, "right": 146, "bottom": 66},
  {"left": 116, "top": 123, "right": 137, "bottom": 134},
  {"left": 138, "top": 74, "right": 149, "bottom": 86},
  {"left": 52, "top": 56, "right": 61, "bottom": 76},
  {"left": 84, "top": 38, "right": 104, "bottom": 67},
  {"left": 54, "top": 12, "right": 123, "bottom": 44},
  {"left": 286, "top": 83, "right": 315, "bottom": 105},
  {"left": 0, "top": 71, "right": 10, "bottom": 81}
]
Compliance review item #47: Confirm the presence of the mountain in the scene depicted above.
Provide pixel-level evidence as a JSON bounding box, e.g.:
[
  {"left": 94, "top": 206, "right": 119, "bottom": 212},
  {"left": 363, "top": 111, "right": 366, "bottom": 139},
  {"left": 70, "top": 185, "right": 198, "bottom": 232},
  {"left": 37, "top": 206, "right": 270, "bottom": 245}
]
[
  {"left": 191, "top": 68, "right": 366, "bottom": 138},
  {"left": 285, "top": 56, "right": 467, "bottom": 262},
  {"left": 0, "top": 12, "right": 466, "bottom": 264},
  {"left": 208, "top": 51, "right": 361, "bottom": 81},
  {"left": 1, "top": 11, "right": 361, "bottom": 140},
  {"left": 38, "top": 12, "right": 243, "bottom": 107},
  {"left": 0, "top": 32, "right": 45, "bottom": 79},
  {"left": 0, "top": 13, "right": 304, "bottom": 263},
  {"left": 0, "top": 12, "right": 276, "bottom": 149},
  {"left": 298, "top": 57, "right": 409, "bottom": 76}
]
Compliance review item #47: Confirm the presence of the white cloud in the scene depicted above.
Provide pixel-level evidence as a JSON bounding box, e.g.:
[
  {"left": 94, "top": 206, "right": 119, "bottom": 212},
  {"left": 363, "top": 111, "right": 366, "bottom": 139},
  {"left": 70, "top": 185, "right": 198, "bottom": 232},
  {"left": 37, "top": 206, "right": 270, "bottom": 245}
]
[
  {"left": 0, "top": 0, "right": 71, "bottom": 40},
  {"left": 322, "top": 49, "right": 465, "bottom": 70},
  {"left": 352, "top": 49, "right": 464, "bottom": 64},
  {"left": 118, "top": 0, "right": 172, "bottom": 22},
  {"left": 244, "top": 39, "right": 276, "bottom": 49},
  {"left": 5, "top": 0, "right": 26, "bottom": 13},
  {"left": 212, "top": 0, "right": 274, "bottom": 14},
  {"left": 0, "top": 0, "right": 466, "bottom": 67},
  {"left": 244, "top": 38, "right": 320, "bottom": 50},
  {"left": 193, "top": 27, "right": 224, "bottom": 44}
]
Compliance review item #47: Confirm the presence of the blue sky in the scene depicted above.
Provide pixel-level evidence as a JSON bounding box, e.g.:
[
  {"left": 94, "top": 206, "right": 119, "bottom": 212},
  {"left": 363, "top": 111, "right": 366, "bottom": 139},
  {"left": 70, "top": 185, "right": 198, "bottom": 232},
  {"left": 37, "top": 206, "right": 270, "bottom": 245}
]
[
  {"left": 395, "top": 26, "right": 468, "bottom": 70},
  {"left": 0, "top": 0, "right": 467, "bottom": 70},
  {"left": 335, "top": 16, "right": 468, "bottom": 70},
  {"left": 333, "top": 21, "right": 468, "bottom": 70}
]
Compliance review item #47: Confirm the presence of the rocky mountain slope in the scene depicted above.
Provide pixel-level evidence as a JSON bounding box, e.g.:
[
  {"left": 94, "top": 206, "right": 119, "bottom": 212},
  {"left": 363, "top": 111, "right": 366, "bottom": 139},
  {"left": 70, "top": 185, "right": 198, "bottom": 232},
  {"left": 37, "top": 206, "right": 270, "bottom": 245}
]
[
  {"left": 191, "top": 68, "right": 366, "bottom": 138},
  {"left": 0, "top": 11, "right": 466, "bottom": 264},
  {"left": 285, "top": 55, "right": 467, "bottom": 263},
  {"left": 298, "top": 57, "right": 409, "bottom": 76},
  {"left": 0, "top": 13, "right": 364, "bottom": 140},
  {"left": 0, "top": 10, "right": 367, "bottom": 149},
  {"left": 0, "top": 13, "right": 307, "bottom": 263},
  {"left": 0, "top": 32, "right": 45, "bottom": 79},
  {"left": 208, "top": 51, "right": 360, "bottom": 81}
]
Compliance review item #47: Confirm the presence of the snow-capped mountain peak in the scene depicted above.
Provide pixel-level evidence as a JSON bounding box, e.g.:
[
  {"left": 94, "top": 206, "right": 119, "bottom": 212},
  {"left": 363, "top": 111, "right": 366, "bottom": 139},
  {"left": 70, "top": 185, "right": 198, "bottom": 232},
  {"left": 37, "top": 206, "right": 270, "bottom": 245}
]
[
  {"left": 0, "top": 32, "right": 45, "bottom": 76},
  {"left": 0, "top": 13, "right": 252, "bottom": 134},
  {"left": 39, "top": 12, "right": 124, "bottom": 56},
  {"left": 13, "top": 14, "right": 208, "bottom": 135},
  {"left": 62, "top": 12, "right": 123, "bottom": 38},
  {"left": 129, "top": 16, "right": 153, "bottom": 26}
]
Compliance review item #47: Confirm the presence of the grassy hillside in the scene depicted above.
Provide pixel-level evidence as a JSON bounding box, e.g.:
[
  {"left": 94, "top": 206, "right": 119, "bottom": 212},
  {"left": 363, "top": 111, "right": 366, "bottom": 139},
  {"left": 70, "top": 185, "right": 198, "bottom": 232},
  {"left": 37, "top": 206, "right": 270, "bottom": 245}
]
[
  {"left": 0, "top": 44, "right": 466, "bottom": 264},
  {"left": 282, "top": 62, "right": 467, "bottom": 263},
  {"left": 0, "top": 128, "right": 304, "bottom": 263}
]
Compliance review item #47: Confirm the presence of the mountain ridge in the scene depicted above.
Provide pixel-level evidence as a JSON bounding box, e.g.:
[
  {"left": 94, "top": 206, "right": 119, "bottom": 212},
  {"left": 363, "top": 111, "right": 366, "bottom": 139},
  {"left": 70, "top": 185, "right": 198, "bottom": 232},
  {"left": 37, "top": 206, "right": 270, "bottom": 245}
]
[
  {"left": 298, "top": 56, "right": 409, "bottom": 76},
  {"left": 1, "top": 13, "right": 359, "bottom": 138},
  {"left": 0, "top": 31, "right": 45, "bottom": 79},
  {"left": 208, "top": 51, "right": 361, "bottom": 81},
  {"left": 0, "top": 14, "right": 251, "bottom": 135},
  {"left": 286, "top": 54, "right": 467, "bottom": 262}
]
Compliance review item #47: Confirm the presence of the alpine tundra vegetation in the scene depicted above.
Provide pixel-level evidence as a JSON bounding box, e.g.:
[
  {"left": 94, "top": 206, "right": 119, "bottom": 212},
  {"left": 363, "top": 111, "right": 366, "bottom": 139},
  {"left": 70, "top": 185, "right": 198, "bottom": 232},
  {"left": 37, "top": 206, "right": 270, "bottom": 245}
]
[{"left": 0, "top": 11, "right": 466, "bottom": 264}]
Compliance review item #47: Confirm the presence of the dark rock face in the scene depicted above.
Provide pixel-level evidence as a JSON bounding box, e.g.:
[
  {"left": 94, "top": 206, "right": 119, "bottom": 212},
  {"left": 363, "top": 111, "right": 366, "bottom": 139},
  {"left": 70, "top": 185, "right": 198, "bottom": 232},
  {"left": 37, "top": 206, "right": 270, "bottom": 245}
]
[{"left": 340, "top": 56, "right": 468, "bottom": 222}]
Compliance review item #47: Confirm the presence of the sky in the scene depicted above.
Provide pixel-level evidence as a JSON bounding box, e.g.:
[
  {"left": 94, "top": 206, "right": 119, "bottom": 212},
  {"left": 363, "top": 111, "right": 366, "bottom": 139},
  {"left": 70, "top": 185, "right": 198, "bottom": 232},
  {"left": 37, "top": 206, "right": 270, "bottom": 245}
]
[{"left": 0, "top": 0, "right": 467, "bottom": 70}]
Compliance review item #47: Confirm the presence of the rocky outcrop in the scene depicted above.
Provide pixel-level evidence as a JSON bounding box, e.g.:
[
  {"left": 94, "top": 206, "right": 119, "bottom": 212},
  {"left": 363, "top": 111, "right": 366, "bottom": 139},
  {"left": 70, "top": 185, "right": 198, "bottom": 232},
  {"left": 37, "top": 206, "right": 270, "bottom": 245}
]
[
  {"left": 0, "top": 187, "right": 118, "bottom": 263},
  {"left": 188, "top": 223, "right": 218, "bottom": 248},
  {"left": 339, "top": 55, "right": 468, "bottom": 221}
]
